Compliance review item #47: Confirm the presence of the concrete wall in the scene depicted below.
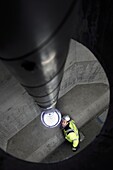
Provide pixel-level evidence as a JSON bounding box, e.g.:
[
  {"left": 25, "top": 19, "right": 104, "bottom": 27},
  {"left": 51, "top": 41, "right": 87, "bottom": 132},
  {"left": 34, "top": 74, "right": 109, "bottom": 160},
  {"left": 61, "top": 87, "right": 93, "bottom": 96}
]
[
  {"left": 59, "top": 39, "right": 108, "bottom": 98},
  {"left": 0, "top": 62, "right": 41, "bottom": 150},
  {"left": 0, "top": 39, "right": 109, "bottom": 150}
]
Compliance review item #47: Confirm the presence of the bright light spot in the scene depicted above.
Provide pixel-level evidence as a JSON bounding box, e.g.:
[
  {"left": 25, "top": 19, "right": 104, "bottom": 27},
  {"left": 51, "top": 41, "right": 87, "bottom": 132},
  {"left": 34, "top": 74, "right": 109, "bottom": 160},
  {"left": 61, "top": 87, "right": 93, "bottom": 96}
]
[
  {"left": 41, "top": 51, "right": 56, "bottom": 65},
  {"left": 41, "top": 108, "right": 61, "bottom": 128}
]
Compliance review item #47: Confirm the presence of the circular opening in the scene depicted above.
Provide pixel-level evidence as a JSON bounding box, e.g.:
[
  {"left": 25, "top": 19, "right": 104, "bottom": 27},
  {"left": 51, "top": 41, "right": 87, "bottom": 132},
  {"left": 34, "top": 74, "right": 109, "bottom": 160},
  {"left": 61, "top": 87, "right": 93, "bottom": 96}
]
[
  {"left": 41, "top": 108, "right": 61, "bottom": 128},
  {"left": 0, "top": 40, "right": 110, "bottom": 164}
]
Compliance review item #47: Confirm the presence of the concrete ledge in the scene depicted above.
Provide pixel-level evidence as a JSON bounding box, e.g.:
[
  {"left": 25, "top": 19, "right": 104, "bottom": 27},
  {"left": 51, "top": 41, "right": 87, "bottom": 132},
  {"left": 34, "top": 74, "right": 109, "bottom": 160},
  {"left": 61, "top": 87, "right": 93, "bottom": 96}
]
[
  {"left": 6, "top": 83, "right": 109, "bottom": 162},
  {"left": 26, "top": 132, "right": 64, "bottom": 162},
  {"left": 75, "top": 90, "right": 109, "bottom": 128}
]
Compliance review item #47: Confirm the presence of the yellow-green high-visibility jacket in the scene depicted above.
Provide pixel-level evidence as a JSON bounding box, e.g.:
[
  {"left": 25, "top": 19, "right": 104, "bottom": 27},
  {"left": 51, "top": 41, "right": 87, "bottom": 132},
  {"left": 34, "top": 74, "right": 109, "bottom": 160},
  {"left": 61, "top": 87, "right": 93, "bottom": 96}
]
[{"left": 63, "top": 120, "right": 79, "bottom": 147}]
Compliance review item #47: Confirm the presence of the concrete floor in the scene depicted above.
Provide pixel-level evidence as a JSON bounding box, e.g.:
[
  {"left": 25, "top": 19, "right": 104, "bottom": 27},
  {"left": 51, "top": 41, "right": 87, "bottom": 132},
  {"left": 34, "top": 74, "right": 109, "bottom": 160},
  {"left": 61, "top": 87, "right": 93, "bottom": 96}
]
[
  {"left": 41, "top": 114, "right": 105, "bottom": 163},
  {"left": 6, "top": 83, "right": 109, "bottom": 162},
  {"left": 41, "top": 109, "right": 108, "bottom": 163}
]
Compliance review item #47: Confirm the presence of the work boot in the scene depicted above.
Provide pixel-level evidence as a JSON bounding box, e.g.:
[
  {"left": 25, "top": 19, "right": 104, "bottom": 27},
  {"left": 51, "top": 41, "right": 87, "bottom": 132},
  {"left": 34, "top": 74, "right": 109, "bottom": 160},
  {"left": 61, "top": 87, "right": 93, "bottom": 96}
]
[{"left": 72, "top": 147, "right": 77, "bottom": 152}]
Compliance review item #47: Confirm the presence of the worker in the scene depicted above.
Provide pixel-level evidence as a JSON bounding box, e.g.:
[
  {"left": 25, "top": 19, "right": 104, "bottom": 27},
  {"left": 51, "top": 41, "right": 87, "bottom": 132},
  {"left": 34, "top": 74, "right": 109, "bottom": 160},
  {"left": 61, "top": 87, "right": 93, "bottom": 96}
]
[{"left": 61, "top": 115, "right": 80, "bottom": 151}]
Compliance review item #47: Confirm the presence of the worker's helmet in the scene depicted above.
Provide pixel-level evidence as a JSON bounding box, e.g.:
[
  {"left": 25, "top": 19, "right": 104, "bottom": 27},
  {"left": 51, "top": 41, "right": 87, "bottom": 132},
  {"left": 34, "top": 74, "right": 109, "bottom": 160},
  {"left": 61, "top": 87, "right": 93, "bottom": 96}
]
[{"left": 62, "top": 115, "right": 70, "bottom": 122}]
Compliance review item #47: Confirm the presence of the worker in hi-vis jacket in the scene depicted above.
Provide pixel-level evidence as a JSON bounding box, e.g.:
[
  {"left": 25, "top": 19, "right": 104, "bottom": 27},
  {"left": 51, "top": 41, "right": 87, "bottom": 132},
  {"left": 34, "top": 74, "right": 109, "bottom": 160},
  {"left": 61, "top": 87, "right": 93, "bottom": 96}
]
[{"left": 61, "top": 115, "right": 79, "bottom": 151}]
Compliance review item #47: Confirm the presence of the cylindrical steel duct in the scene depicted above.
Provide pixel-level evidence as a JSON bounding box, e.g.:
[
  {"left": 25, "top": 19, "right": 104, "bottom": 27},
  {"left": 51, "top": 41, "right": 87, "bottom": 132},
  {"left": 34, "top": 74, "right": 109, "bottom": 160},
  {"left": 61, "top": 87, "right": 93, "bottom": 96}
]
[{"left": 0, "top": 0, "right": 76, "bottom": 109}]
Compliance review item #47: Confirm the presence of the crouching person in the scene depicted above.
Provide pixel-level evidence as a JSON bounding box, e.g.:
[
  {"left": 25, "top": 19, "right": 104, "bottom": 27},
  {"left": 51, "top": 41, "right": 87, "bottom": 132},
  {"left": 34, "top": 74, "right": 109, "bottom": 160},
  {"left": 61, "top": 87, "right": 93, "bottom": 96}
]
[{"left": 61, "top": 115, "right": 79, "bottom": 151}]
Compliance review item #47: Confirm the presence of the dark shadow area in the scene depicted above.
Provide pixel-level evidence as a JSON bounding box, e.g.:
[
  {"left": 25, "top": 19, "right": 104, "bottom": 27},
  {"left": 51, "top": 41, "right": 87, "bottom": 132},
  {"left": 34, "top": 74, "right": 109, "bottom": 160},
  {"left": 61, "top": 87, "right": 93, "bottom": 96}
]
[{"left": 21, "top": 61, "right": 36, "bottom": 71}]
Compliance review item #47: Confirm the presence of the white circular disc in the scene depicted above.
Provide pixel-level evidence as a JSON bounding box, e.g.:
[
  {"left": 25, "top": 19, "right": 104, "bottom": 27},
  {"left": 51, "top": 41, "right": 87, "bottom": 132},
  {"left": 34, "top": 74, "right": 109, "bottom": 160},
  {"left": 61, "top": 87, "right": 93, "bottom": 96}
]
[{"left": 41, "top": 109, "right": 61, "bottom": 128}]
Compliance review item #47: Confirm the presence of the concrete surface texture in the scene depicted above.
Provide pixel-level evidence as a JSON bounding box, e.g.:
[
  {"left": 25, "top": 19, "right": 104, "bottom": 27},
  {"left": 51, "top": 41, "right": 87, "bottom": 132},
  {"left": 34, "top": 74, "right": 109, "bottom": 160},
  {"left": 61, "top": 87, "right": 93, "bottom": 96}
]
[
  {"left": 0, "top": 62, "right": 41, "bottom": 150},
  {"left": 41, "top": 110, "right": 107, "bottom": 163},
  {"left": 59, "top": 39, "right": 108, "bottom": 98},
  {"left": 6, "top": 83, "right": 109, "bottom": 162},
  {"left": 0, "top": 39, "right": 109, "bottom": 160}
]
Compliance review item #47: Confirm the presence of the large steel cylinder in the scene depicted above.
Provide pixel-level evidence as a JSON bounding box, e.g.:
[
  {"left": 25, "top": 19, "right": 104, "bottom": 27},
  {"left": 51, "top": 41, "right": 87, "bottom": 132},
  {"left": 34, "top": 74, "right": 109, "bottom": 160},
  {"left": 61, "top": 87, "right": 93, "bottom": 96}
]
[{"left": 0, "top": 0, "right": 76, "bottom": 109}]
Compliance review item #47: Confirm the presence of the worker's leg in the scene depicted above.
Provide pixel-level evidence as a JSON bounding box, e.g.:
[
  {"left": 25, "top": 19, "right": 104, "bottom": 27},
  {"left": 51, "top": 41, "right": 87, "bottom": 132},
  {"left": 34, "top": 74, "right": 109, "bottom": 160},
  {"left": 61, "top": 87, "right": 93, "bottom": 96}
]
[
  {"left": 65, "top": 132, "right": 79, "bottom": 152},
  {"left": 66, "top": 132, "right": 79, "bottom": 146},
  {"left": 72, "top": 138, "right": 79, "bottom": 148}
]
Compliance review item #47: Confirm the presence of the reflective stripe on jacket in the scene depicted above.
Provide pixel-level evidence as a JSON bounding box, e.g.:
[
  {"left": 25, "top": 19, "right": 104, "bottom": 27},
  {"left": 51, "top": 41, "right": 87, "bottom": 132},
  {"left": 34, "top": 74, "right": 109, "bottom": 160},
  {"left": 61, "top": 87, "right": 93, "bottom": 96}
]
[{"left": 63, "top": 120, "right": 79, "bottom": 146}]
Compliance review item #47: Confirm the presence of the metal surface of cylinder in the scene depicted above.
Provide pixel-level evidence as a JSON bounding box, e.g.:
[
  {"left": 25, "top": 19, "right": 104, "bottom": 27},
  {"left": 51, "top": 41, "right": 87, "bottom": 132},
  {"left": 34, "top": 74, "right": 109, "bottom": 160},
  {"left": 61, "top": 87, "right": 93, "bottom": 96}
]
[{"left": 0, "top": 0, "right": 77, "bottom": 109}]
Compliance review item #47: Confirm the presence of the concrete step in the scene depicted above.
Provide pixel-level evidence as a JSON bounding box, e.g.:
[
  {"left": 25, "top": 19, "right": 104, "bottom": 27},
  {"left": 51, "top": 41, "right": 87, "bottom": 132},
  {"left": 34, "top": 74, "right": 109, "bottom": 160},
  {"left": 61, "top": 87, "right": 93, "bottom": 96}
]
[
  {"left": 41, "top": 113, "right": 104, "bottom": 163},
  {"left": 6, "top": 83, "right": 109, "bottom": 162}
]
